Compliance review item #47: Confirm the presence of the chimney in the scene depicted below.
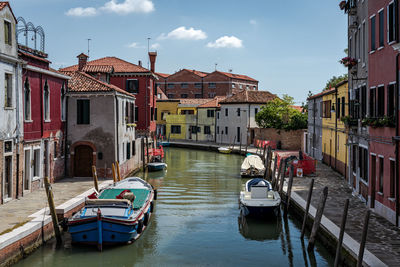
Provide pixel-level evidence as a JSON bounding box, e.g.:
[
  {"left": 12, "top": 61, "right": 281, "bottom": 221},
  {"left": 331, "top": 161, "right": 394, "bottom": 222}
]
[
  {"left": 77, "top": 53, "right": 88, "bottom": 71},
  {"left": 138, "top": 60, "right": 142, "bottom": 67},
  {"left": 148, "top": 52, "right": 157, "bottom": 73}
]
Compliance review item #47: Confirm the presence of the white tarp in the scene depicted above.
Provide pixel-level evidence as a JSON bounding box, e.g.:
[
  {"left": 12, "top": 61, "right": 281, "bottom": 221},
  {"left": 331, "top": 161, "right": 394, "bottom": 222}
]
[{"left": 241, "top": 155, "right": 265, "bottom": 171}]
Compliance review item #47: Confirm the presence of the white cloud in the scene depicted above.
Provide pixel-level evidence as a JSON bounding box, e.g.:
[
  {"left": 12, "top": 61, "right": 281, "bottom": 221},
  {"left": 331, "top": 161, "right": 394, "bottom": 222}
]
[
  {"left": 151, "top": 43, "right": 160, "bottom": 49},
  {"left": 127, "top": 42, "right": 145, "bottom": 48},
  {"left": 206, "top": 36, "right": 243, "bottom": 48},
  {"left": 250, "top": 19, "right": 257, "bottom": 25},
  {"left": 158, "top": 26, "right": 207, "bottom": 40},
  {"left": 66, "top": 0, "right": 154, "bottom": 17},
  {"left": 101, "top": 0, "right": 154, "bottom": 14},
  {"left": 65, "top": 7, "right": 97, "bottom": 17}
]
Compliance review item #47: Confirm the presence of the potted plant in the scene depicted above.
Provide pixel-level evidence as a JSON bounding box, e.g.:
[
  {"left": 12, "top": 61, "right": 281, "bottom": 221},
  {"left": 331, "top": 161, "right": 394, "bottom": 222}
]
[
  {"left": 340, "top": 57, "right": 357, "bottom": 69},
  {"left": 339, "top": 1, "right": 347, "bottom": 10}
]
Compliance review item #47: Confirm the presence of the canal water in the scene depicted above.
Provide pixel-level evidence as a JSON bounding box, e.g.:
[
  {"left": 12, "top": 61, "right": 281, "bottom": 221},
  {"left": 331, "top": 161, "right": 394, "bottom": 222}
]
[{"left": 16, "top": 147, "right": 334, "bottom": 266}]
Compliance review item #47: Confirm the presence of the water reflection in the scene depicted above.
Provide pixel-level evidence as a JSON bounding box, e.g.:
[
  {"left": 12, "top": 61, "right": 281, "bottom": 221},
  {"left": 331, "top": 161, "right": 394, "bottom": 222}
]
[{"left": 238, "top": 214, "right": 281, "bottom": 241}]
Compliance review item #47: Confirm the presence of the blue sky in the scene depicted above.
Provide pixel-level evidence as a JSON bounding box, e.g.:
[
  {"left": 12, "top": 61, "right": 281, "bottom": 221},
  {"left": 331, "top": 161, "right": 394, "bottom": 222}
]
[{"left": 11, "top": 0, "right": 348, "bottom": 104}]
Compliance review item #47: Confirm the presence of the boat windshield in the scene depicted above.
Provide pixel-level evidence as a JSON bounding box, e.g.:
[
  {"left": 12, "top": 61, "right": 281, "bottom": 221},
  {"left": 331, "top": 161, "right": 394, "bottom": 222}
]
[{"left": 83, "top": 206, "right": 128, "bottom": 217}]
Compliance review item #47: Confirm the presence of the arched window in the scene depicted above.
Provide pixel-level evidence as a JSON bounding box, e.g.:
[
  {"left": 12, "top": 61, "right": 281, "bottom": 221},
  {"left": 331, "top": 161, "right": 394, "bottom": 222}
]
[
  {"left": 24, "top": 78, "right": 31, "bottom": 120},
  {"left": 43, "top": 80, "right": 50, "bottom": 121}
]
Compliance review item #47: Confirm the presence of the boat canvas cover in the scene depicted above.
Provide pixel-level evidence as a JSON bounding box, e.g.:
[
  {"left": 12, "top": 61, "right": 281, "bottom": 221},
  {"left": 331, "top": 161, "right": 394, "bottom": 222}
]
[
  {"left": 247, "top": 178, "right": 272, "bottom": 192},
  {"left": 241, "top": 155, "right": 265, "bottom": 171},
  {"left": 99, "top": 188, "right": 150, "bottom": 209}
]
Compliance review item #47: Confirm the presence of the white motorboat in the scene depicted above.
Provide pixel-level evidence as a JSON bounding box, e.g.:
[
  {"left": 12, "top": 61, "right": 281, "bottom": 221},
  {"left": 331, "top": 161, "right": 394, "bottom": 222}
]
[
  {"left": 218, "top": 147, "right": 232, "bottom": 154},
  {"left": 240, "top": 155, "right": 266, "bottom": 177},
  {"left": 239, "top": 178, "right": 281, "bottom": 217}
]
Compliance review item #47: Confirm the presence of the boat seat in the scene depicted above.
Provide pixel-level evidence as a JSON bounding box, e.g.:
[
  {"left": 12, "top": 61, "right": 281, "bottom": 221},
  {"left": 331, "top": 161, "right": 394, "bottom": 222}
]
[{"left": 251, "top": 186, "right": 268, "bottom": 199}]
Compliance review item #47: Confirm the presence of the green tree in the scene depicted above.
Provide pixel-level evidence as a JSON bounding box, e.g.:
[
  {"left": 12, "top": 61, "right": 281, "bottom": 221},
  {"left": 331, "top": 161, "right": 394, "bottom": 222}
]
[
  {"left": 255, "top": 94, "right": 308, "bottom": 130},
  {"left": 324, "top": 74, "right": 348, "bottom": 90}
]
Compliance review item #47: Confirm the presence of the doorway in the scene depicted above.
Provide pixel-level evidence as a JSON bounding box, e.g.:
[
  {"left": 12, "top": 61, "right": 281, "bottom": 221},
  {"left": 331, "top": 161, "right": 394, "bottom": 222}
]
[
  {"left": 24, "top": 150, "right": 30, "bottom": 190},
  {"left": 74, "top": 145, "right": 93, "bottom": 177},
  {"left": 4, "top": 156, "right": 12, "bottom": 199}
]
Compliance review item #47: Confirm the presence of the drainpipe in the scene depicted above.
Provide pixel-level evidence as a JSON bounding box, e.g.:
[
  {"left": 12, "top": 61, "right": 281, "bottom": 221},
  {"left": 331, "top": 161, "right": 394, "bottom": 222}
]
[
  {"left": 15, "top": 63, "right": 20, "bottom": 198},
  {"left": 395, "top": 53, "right": 399, "bottom": 227},
  {"left": 214, "top": 108, "right": 218, "bottom": 143},
  {"left": 335, "top": 88, "right": 338, "bottom": 171},
  {"left": 64, "top": 81, "right": 69, "bottom": 177},
  {"left": 313, "top": 98, "right": 316, "bottom": 158},
  {"left": 115, "top": 94, "right": 120, "bottom": 163}
]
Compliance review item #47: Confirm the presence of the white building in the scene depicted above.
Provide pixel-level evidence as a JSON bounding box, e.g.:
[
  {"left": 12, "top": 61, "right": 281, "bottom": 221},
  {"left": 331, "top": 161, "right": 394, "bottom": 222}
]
[
  {"left": 217, "top": 90, "right": 276, "bottom": 146},
  {"left": 0, "top": 3, "right": 24, "bottom": 203}
]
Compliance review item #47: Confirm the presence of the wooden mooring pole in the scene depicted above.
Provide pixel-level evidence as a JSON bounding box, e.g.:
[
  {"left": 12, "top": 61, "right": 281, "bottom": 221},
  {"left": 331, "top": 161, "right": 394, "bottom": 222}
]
[
  {"left": 112, "top": 163, "right": 117, "bottom": 183},
  {"left": 357, "top": 210, "right": 371, "bottom": 267},
  {"left": 145, "top": 136, "right": 150, "bottom": 164},
  {"left": 308, "top": 186, "right": 328, "bottom": 251},
  {"left": 274, "top": 158, "right": 284, "bottom": 191},
  {"left": 116, "top": 161, "right": 122, "bottom": 181},
  {"left": 334, "top": 198, "right": 350, "bottom": 267},
  {"left": 263, "top": 145, "right": 267, "bottom": 160},
  {"left": 239, "top": 137, "right": 242, "bottom": 155},
  {"left": 266, "top": 147, "right": 273, "bottom": 180},
  {"left": 141, "top": 137, "right": 145, "bottom": 171},
  {"left": 44, "top": 176, "right": 62, "bottom": 245},
  {"left": 92, "top": 166, "right": 99, "bottom": 192},
  {"left": 271, "top": 156, "right": 278, "bottom": 182},
  {"left": 301, "top": 178, "right": 314, "bottom": 239},
  {"left": 279, "top": 161, "right": 287, "bottom": 196},
  {"left": 285, "top": 164, "right": 294, "bottom": 213}
]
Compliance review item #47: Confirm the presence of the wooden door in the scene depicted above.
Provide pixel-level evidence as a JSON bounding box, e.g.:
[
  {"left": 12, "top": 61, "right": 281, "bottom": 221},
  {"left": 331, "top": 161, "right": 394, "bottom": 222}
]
[{"left": 74, "top": 145, "right": 93, "bottom": 177}]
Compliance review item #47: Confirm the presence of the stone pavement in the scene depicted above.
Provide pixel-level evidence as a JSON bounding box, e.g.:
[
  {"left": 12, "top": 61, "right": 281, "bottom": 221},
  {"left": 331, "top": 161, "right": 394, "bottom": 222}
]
[
  {"left": 291, "top": 162, "right": 400, "bottom": 267},
  {"left": 0, "top": 177, "right": 112, "bottom": 234}
]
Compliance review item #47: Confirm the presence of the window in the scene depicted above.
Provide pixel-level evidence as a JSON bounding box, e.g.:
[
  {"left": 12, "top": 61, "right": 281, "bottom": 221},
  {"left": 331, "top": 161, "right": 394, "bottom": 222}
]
[
  {"left": 388, "top": 1, "right": 397, "bottom": 43},
  {"left": 255, "top": 108, "right": 258, "bottom": 115},
  {"left": 379, "top": 10, "right": 384, "bottom": 47},
  {"left": 4, "top": 20, "right": 11, "bottom": 45},
  {"left": 195, "top": 83, "right": 201, "bottom": 89},
  {"left": 167, "top": 83, "right": 174, "bottom": 89},
  {"left": 322, "top": 100, "right": 331, "bottom": 118},
  {"left": 24, "top": 78, "right": 31, "bottom": 120},
  {"left": 216, "top": 126, "right": 219, "bottom": 134},
  {"left": 127, "top": 142, "right": 131, "bottom": 160},
  {"left": 225, "top": 108, "right": 228, "bottom": 116},
  {"left": 390, "top": 160, "right": 395, "bottom": 198},
  {"left": 154, "top": 108, "right": 157, "bottom": 120},
  {"left": 33, "top": 149, "right": 40, "bottom": 177},
  {"left": 195, "top": 94, "right": 202, "bottom": 98},
  {"left": 246, "top": 85, "right": 249, "bottom": 90},
  {"left": 225, "top": 126, "right": 228, "bottom": 135},
  {"left": 126, "top": 79, "right": 139, "bottom": 94},
  {"left": 237, "top": 108, "right": 241, "bottom": 116},
  {"left": 208, "top": 82, "right": 216, "bottom": 88},
  {"left": 370, "top": 88, "right": 376, "bottom": 117},
  {"left": 239, "top": 84, "right": 242, "bottom": 89},
  {"left": 54, "top": 141, "right": 58, "bottom": 159},
  {"left": 190, "top": 126, "right": 200, "bottom": 133},
  {"left": 132, "top": 140, "right": 136, "bottom": 156},
  {"left": 320, "top": 102, "right": 323, "bottom": 118},
  {"left": 43, "top": 80, "right": 50, "bottom": 121},
  {"left": 77, "top": 99, "right": 90, "bottom": 124},
  {"left": 181, "top": 110, "right": 194, "bottom": 115},
  {"left": 167, "top": 94, "right": 175, "bottom": 98},
  {"left": 377, "top": 85, "right": 385, "bottom": 117},
  {"left": 134, "top": 106, "right": 139, "bottom": 122},
  {"left": 204, "top": 126, "right": 211, "bottom": 134},
  {"left": 379, "top": 157, "right": 384, "bottom": 193},
  {"left": 232, "top": 83, "right": 235, "bottom": 88},
  {"left": 237, "top": 127, "right": 240, "bottom": 142},
  {"left": 171, "top": 125, "right": 181, "bottom": 134},
  {"left": 217, "top": 112, "right": 219, "bottom": 119},
  {"left": 181, "top": 93, "right": 188, "bottom": 98},
  {"left": 341, "top": 96, "right": 345, "bottom": 117},
  {"left": 387, "top": 84, "right": 395, "bottom": 117},
  {"left": 361, "top": 86, "right": 367, "bottom": 119},
  {"left": 207, "top": 109, "right": 215, "bottom": 117},
  {"left": 359, "top": 147, "right": 368, "bottom": 183},
  {"left": 208, "top": 92, "right": 216, "bottom": 98},
  {"left": 337, "top": 98, "right": 341, "bottom": 119},
  {"left": 362, "top": 22, "right": 366, "bottom": 63},
  {"left": 352, "top": 146, "right": 357, "bottom": 172},
  {"left": 371, "top": 16, "right": 376, "bottom": 51},
  {"left": 4, "top": 73, "right": 12, "bottom": 108},
  {"left": 181, "top": 83, "right": 188, "bottom": 89},
  {"left": 151, "top": 107, "right": 154, "bottom": 121}
]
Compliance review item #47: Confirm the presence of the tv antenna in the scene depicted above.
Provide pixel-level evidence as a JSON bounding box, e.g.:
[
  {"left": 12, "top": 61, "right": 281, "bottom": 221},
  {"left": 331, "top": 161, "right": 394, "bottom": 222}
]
[
  {"left": 215, "top": 63, "right": 218, "bottom": 71},
  {"left": 87, "top": 38, "right": 91, "bottom": 57}
]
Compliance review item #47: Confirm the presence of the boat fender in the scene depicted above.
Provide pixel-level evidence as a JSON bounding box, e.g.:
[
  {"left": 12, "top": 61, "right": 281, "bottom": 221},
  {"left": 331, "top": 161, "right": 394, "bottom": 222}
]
[
  {"left": 143, "top": 212, "right": 149, "bottom": 226},
  {"left": 150, "top": 201, "right": 154, "bottom": 212},
  {"left": 154, "top": 190, "right": 158, "bottom": 200},
  {"left": 137, "top": 219, "right": 144, "bottom": 234}
]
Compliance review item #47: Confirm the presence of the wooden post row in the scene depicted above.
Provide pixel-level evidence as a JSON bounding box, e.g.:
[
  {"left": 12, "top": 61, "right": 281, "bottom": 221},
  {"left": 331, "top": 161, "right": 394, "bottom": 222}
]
[
  {"left": 286, "top": 164, "right": 294, "bottom": 213},
  {"left": 308, "top": 186, "right": 328, "bottom": 251},
  {"left": 112, "top": 163, "right": 117, "bottom": 183},
  {"left": 44, "top": 176, "right": 62, "bottom": 245},
  {"left": 92, "top": 166, "right": 99, "bottom": 192},
  {"left": 334, "top": 198, "right": 350, "bottom": 267},
  {"left": 301, "top": 178, "right": 315, "bottom": 239}
]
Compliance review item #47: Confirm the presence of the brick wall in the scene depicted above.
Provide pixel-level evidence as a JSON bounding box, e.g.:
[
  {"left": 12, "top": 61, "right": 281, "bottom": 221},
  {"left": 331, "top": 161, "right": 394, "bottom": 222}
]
[{"left": 253, "top": 128, "right": 304, "bottom": 151}]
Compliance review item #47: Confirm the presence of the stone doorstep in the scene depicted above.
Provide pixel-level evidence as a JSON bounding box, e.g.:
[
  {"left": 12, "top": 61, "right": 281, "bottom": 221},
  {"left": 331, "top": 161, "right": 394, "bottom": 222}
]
[
  {"left": 0, "top": 180, "right": 113, "bottom": 253},
  {"left": 284, "top": 182, "right": 387, "bottom": 267}
]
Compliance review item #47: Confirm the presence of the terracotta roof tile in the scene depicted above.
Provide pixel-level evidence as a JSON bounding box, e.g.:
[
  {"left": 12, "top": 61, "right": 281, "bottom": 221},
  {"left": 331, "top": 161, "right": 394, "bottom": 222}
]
[
  {"left": 157, "top": 86, "right": 168, "bottom": 100},
  {"left": 60, "top": 56, "right": 150, "bottom": 73},
  {"left": 198, "top": 96, "right": 226, "bottom": 108},
  {"left": 290, "top": 105, "right": 303, "bottom": 112},
  {"left": 177, "top": 98, "right": 210, "bottom": 106},
  {"left": 220, "top": 90, "right": 276, "bottom": 104},
  {"left": 183, "top": 69, "right": 208, "bottom": 77},
  {"left": 156, "top": 72, "right": 170, "bottom": 78},
  {"left": 307, "top": 88, "right": 336, "bottom": 100},
  {"left": 215, "top": 71, "right": 258, "bottom": 82},
  {"left": 82, "top": 65, "right": 114, "bottom": 73},
  {"left": 18, "top": 50, "right": 51, "bottom": 64},
  {"left": 60, "top": 71, "right": 135, "bottom": 98}
]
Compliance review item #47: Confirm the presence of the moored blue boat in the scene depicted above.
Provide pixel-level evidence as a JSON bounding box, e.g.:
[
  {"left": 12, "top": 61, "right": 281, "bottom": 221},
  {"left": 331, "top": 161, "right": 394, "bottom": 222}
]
[
  {"left": 147, "top": 162, "right": 167, "bottom": 171},
  {"left": 67, "top": 177, "right": 155, "bottom": 250}
]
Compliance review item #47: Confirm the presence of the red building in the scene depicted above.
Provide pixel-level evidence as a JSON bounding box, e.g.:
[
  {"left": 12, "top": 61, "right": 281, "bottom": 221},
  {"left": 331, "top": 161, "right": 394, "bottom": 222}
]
[
  {"left": 156, "top": 69, "right": 258, "bottom": 99},
  {"left": 61, "top": 52, "right": 158, "bottom": 135},
  {"left": 20, "top": 45, "right": 70, "bottom": 190},
  {"left": 368, "top": 0, "right": 398, "bottom": 225}
]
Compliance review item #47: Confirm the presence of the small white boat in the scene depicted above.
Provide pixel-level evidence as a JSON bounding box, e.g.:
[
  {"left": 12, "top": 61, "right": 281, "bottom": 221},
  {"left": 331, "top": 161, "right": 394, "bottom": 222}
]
[
  {"left": 240, "top": 155, "right": 265, "bottom": 177},
  {"left": 218, "top": 147, "right": 232, "bottom": 154},
  {"left": 239, "top": 178, "right": 281, "bottom": 217},
  {"left": 147, "top": 162, "right": 167, "bottom": 171}
]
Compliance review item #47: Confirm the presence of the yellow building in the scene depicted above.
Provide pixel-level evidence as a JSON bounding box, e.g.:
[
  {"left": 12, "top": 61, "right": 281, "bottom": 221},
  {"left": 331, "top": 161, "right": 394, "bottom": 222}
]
[
  {"left": 321, "top": 80, "right": 349, "bottom": 176},
  {"left": 196, "top": 97, "right": 224, "bottom": 142},
  {"left": 156, "top": 99, "right": 179, "bottom": 137},
  {"left": 164, "top": 99, "right": 209, "bottom": 141}
]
